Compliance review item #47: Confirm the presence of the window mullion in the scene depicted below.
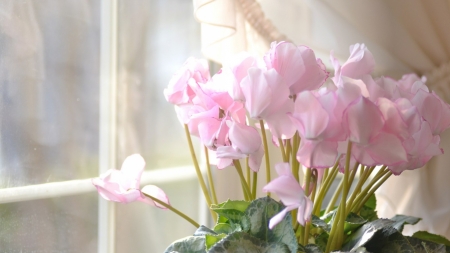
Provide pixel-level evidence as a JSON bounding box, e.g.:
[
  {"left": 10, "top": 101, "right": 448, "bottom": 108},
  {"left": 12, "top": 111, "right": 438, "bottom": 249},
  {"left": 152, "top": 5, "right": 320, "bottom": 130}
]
[{"left": 99, "top": 0, "right": 119, "bottom": 252}]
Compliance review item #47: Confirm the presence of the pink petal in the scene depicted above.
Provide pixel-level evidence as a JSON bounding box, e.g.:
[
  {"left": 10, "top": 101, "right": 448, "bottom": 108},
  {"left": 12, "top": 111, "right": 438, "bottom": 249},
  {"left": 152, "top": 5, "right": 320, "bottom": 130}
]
[
  {"left": 411, "top": 89, "right": 443, "bottom": 135},
  {"left": 241, "top": 67, "right": 272, "bottom": 118},
  {"left": 341, "top": 43, "right": 375, "bottom": 79},
  {"left": 120, "top": 154, "right": 146, "bottom": 189},
  {"left": 216, "top": 146, "right": 247, "bottom": 160},
  {"left": 228, "top": 121, "right": 261, "bottom": 154},
  {"left": 198, "top": 118, "right": 222, "bottom": 149},
  {"left": 344, "top": 97, "right": 384, "bottom": 145},
  {"left": 296, "top": 140, "right": 339, "bottom": 168},
  {"left": 367, "top": 132, "right": 408, "bottom": 165},
  {"left": 216, "top": 157, "right": 233, "bottom": 169},
  {"left": 289, "top": 47, "right": 328, "bottom": 94},
  {"left": 263, "top": 174, "right": 304, "bottom": 207},
  {"left": 268, "top": 205, "right": 298, "bottom": 229},
  {"left": 248, "top": 145, "right": 264, "bottom": 172},
  {"left": 264, "top": 41, "right": 305, "bottom": 88},
  {"left": 347, "top": 144, "right": 377, "bottom": 167},
  {"left": 264, "top": 100, "right": 296, "bottom": 139},
  {"left": 140, "top": 185, "right": 171, "bottom": 209},
  {"left": 293, "top": 91, "right": 329, "bottom": 139},
  {"left": 297, "top": 197, "right": 313, "bottom": 226},
  {"left": 377, "top": 98, "right": 409, "bottom": 140},
  {"left": 274, "top": 163, "right": 292, "bottom": 176}
]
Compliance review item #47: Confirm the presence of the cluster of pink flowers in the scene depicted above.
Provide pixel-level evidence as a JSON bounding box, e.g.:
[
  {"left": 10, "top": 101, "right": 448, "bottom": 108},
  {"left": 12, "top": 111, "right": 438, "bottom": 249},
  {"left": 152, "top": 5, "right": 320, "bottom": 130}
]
[
  {"left": 164, "top": 41, "right": 450, "bottom": 176},
  {"left": 93, "top": 41, "right": 450, "bottom": 232}
]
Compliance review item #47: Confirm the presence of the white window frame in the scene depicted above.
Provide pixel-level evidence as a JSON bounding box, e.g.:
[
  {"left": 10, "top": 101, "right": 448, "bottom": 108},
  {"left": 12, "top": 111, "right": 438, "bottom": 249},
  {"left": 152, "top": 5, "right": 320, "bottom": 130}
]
[{"left": 0, "top": 1, "right": 205, "bottom": 252}]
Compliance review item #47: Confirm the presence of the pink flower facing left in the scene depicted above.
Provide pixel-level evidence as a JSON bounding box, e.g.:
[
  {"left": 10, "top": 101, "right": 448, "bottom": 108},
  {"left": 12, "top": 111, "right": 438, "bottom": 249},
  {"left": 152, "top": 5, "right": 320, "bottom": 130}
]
[
  {"left": 263, "top": 163, "right": 313, "bottom": 229},
  {"left": 92, "top": 154, "right": 170, "bottom": 209}
]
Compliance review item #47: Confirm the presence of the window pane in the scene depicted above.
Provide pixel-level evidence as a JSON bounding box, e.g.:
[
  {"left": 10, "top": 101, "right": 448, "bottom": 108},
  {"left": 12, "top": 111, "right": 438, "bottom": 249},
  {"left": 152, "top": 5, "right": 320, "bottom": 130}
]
[
  {"left": 0, "top": 1, "right": 101, "bottom": 187},
  {"left": 0, "top": 193, "right": 98, "bottom": 252},
  {"left": 116, "top": 0, "right": 203, "bottom": 169}
]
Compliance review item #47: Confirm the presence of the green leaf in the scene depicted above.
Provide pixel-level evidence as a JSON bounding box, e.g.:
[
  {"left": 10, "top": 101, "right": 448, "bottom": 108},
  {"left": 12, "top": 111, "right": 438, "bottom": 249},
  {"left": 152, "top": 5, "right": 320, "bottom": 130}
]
[
  {"left": 164, "top": 236, "right": 206, "bottom": 253},
  {"left": 211, "top": 199, "right": 250, "bottom": 225},
  {"left": 364, "top": 229, "right": 415, "bottom": 253},
  {"left": 343, "top": 218, "right": 416, "bottom": 253},
  {"left": 313, "top": 212, "right": 366, "bottom": 235},
  {"left": 313, "top": 232, "right": 328, "bottom": 252},
  {"left": 344, "top": 212, "right": 367, "bottom": 234},
  {"left": 297, "top": 244, "right": 306, "bottom": 253},
  {"left": 413, "top": 231, "right": 450, "bottom": 247},
  {"left": 364, "top": 193, "right": 376, "bottom": 209},
  {"left": 320, "top": 209, "right": 336, "bottom": 224},
  {"left": 406, "top": 236, "right": 448, "bottom": 253},
  {"left": 243, "top": 196, "right": 298, "bottom": 253},
  {"left": 390, "top": 215, "right": 421, "bottom": 232},
  {"left": 207, "top": 231, "right": 291, "bottom": 253},
  {"left": 193, "top": 225, "right": 217, "bottom": 236},
  {"left": 205, "top": 233, "right": 227, "bottom": 251},
  {"left": 342, "top": 218, "right": 397, "bottom": 251},
  {"left": 311, "top": 215, "right": 331, "bottom": 233},
  {"left": 213, "top": 223, "right": 242, "bottom": 234},
  {"left": 334, "top": 247, "right": 370, "bottom": 252},
  {"left": 304, "top": 244, "right": 323, "bottom": 253},
  {"left": 359, "top": 194, "right": 378, "bottom": 221}
]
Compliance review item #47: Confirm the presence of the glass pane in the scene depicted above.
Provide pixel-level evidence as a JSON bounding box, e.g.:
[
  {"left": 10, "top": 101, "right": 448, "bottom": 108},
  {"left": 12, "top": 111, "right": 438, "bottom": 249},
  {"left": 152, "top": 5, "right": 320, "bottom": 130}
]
[
  {"left": 0, "top": 1, "right": 101, "bottom": 187},
  {"left": 0, "top": 193, "right": 98, "bottom": 252},
  {"left": 116, "top": 0, "right": 203, "bottom": 169},
  {"left": 115, "top": 0, "right": 204, "bottom": 252}
]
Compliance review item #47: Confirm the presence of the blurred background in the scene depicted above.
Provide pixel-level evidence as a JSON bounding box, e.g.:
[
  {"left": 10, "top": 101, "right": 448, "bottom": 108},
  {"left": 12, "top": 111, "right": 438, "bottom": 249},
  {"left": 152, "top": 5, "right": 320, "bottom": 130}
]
[{"left": 0, "top": 0, "right": 203, "bottom": 252}]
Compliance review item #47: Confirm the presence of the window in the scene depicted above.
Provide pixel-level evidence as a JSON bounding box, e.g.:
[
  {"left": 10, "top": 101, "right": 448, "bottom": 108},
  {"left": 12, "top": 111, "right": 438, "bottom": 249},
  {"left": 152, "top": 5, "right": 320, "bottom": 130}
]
[{"left": 0, "top": 1, "right": 203, "bottom": 252}]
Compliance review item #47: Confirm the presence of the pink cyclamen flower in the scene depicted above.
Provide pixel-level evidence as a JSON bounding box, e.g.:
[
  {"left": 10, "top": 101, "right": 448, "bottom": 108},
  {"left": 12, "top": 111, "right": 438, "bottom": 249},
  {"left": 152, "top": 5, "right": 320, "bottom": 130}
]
[
  {"left": 263, "top": 163, "right": 313, "bottom": 228},
  {"left": 164, "top": 58, "right": 210, "bottom": 105},
  {"left": 92, "top": 154, "right": 170, "bottom": 209},
  {"left": 264, "top": 41, "right": 328, "bottom": 95},
  {"left": 215, "top": 120, "right": 264, "bottom": 172},
  {"left": 240, "top": 67, "right": 296, "bottom": 139}
]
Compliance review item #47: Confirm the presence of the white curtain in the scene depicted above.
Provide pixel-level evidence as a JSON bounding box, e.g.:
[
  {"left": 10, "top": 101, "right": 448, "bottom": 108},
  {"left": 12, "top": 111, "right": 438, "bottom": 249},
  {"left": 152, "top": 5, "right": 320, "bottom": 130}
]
[{"left": 194, "top": 0, "right": 450, "bottom": 238}]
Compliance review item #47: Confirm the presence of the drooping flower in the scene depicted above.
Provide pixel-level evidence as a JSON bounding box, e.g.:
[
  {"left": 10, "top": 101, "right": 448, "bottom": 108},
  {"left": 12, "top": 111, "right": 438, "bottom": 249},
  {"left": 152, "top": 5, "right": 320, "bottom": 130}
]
[
  {"left": 263, "top": 163, "right": 313, "bottom": 228},
  {"left": 92, "top": 154, "right": 170, "bottom": 208}
]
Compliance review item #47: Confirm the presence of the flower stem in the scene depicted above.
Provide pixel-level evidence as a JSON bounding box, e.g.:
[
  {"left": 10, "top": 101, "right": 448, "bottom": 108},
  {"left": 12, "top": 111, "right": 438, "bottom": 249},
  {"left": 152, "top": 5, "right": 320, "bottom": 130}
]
[
  {"left": 252, "top": 171, "right": 258, "bottom": 199},
  {"left": 246, "top": 157, "right": 251, "bottom": 186},
  {"left": 292, "top": 133, "right": 301, "bottom": 183},
  {"left": 259, "top": 120, "right": 271, "bottom": 196},
  {"left": 326, "top": 141, "right": 352, "bottom": 252},
  {"left": 142, "top": 192, "right": 200, "bottom": 228},
  {"left": 286, "top": 139, "right": 292, "bottom": 161},
  {"left": 204, "top": 146, "right": 218, "bottom": 204},
  {"left": 304, "top": 167, "right": 312, "bottom": 192},
  {"left": 325, "top": 177, "right": 343, "bottom": 214},
  {"left": 350, "top": 166, "right": 388, "bottom": 211},
  {"left": 345, "top": 165, "right": 372, "bottom": 212},
  {"left": 184, "top": 124, "right": 215, "bottom": 220},
  {"left": 312, "top": 157, "right": 341, "bottom": 216},
  {"left": 278, "top": 138, "right": 288, "bottom": 162},
  {"left": 338, "top": 141, "right": 353, "bottom": 246},
  {"left": 347, "top": 162, "right": 360, "bottom": 189},
  {"left": 354, "top": 171, "right": 392, "bottom": 212},
  {"left": 233, "top": 160, "right": 252, "bottom": 201}
]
